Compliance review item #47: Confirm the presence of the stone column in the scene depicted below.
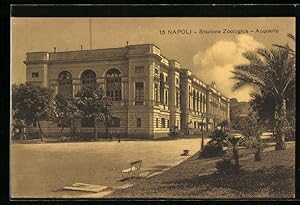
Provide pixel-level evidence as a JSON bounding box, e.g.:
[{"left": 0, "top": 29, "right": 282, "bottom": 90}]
[
  {"left": 50, "top": 80, "right": 58, "bottom": 95},
  {"left": 72, "top": 79, "right": 81, "bottom": 96},
  {"left": 197, "top": 92, "right": 200, "bottom": 112},
  {"left": 97, "top": 78, "right": 105, "bottom": 91},
  {"left": 121, "top": 78, "right": 128, "bottom": 106},
  {"left": 202, "top": 95, "right": 204, "bottom": 113}
]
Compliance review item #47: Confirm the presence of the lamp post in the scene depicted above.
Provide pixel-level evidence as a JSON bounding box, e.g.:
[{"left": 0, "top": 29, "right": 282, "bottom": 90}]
[{"left": 200, "top": 113, "right": 206, "bottom": 151}]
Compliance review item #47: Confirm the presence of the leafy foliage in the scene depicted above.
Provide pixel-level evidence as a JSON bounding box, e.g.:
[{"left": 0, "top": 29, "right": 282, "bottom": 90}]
[
  {"left": 225, "top": 134, "right": 243, "bottom": 172},
  {"left": 231, "top": 38, "right": 295, "bottom": 150},
  {"left": 12, "top": 84, "right": 54, "bottom": 141},
  {"left": 216, "top": 158, "right": 237, "bottom": 174},
  {"left": 230, "top": 99, "right": 253, "bottom": 130},
  {"left": 208, "top": 129, "right": 228, "bottom": 147},
  {"left": 234, "top": 112, "right": 265, "bottom": 141},
  {"left": 201, "top": 129, "right": 228, "bottom": 158},
  {"left": 232, "top": 112, "right": 265, "bottom": 162},
  {"left": 201, "top": 143, "right": 224, "bottom": 158},
  {"left": 76, "top": 85, "right": 112, "bottom": 140},
  {"left": 217, "top": 120, "right": 229, "bottom": 130},
  {"left": 48, "top": 92, "right": 79, "bottom": 137}
]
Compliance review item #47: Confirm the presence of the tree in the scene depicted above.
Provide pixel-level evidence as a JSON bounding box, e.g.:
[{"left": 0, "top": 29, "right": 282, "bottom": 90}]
[
  {"left": 209, "top": 129, "right": 228, "bottom": 150},
  {"left": 234, "top": 112, "right": 265, "bottom": 161},
  {"left": 76, "top": 85, "right": 112, "bottom": 140},
  {"left": 226, "top": 134, "right": 243, "bottom": 172},
  {"left": 12, "top": 84, "right": 54, "bottom": 141},
  {"left": 201, "top": 128, "right": 228, "bottom": 157},
  {"left": 218, "top": 120, "right": 229, "bottom": 131},
  {"left": 273, "top": 34, "right": 295, "bottom": 58},
  {"left": 232, "top": 42, "right": 295, "bottom": 151},
  {"left": 48, "top": 92, "right": 78, "bottom": 138},
  {"left": 100, "top": 96, "right": 113, "bottom": 139}
]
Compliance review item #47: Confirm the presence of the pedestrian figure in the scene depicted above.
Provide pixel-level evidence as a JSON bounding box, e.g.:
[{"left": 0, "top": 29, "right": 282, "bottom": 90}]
[
  {"left": 117, "top": 129, "right": 120, "bottom": 143},
  {"left": 109, "top": 131, "right": 113, "bottom": 141}
]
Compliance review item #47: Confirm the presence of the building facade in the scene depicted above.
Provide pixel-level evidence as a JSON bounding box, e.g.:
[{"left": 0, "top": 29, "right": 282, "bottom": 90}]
[{"left": 24, "top": 44, "right": 230, "bottom": 138}]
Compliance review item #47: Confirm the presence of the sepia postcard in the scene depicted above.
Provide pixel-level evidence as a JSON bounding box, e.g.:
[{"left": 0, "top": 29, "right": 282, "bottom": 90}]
[{"left": 11, "top": 16, "right": 296, "bottom": 199}]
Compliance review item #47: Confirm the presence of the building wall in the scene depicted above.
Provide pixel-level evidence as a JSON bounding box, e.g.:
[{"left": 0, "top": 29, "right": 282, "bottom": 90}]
[{"left": 24, "top": 44, "right": 230, "bottom": 139}]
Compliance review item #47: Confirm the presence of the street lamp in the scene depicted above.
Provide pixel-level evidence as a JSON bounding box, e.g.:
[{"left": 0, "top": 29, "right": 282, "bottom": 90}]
[{"left": 200, "top": 113, "right": 206, "bottom": 151}]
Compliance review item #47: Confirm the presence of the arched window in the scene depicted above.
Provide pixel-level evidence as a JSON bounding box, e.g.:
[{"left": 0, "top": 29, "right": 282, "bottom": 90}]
[
  {"left": 81, "top": 69, "right": 96, "bottom": 88},
  {"left": 58, "top": 71, "right": 73, "bottom": 95},
  {"left": 105, "top": 68, "right": 121, "bottom": 101}
]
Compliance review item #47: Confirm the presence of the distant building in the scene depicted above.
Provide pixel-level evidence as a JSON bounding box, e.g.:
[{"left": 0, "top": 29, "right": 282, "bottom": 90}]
[
  {"left": 24, "top": 44, "right": 230, "bottom": 138},
  {"left": 230, "top": 98, "right": 252, "bottom": 117}
]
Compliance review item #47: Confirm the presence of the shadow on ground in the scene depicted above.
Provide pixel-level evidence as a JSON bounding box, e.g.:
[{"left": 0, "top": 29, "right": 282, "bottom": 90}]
[{"left": 167, "top": 165, "right": 294, "bottom": 198}]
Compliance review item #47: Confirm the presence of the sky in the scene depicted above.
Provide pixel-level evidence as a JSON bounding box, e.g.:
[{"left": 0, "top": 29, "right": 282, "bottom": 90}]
[{"left": 11, "top": 17, "right": 295, "bottom": 101}]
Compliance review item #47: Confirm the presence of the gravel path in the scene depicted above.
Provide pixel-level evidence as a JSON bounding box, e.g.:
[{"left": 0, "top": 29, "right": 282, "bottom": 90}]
[{"left": 11, "top": 138, "right": 209, "bottom": 198}]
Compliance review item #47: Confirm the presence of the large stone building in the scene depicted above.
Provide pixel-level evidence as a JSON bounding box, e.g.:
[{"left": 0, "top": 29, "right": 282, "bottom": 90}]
[{"left": 24, "top": 44, "right": 230, "bottom": 138}]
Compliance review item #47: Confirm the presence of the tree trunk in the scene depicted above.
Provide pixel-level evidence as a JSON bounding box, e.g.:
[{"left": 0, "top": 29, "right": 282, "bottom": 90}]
[
  {"left": 94, "top": 120, "right": 98, "bottom": 141},
  {"left": 60, "top": 126, "right": 65, "bottom": 137},
  {"left": 218, "top": 141, "right": 223, "bottom": 150},
  {"left": 22, "top": 127, "right": 27, "bottom": 140},
  {"left": 37, "top": 119, "right": 43, "bottom": 142},
  {"left": 232, "top": 143, "right": 240, "bottom": 172},
  {"left": 274, "top": 99, "right": 287, "bottom": 151},
  {"left": 105, "top": 116, "right": 109, "bottom": 139},
  {"left": 70, "top": 117, "right": 76, "bottom": 140},
  {"left": 255, "top": 145, "right": 262, "bottom": 161}
]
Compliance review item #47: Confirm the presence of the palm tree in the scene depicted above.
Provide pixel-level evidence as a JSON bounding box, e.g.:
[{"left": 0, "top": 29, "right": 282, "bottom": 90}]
[
  {"left": 231, "top": 38, "right": 295, "bottom": 151},
  {"left": 273, "top": 34, "right": 295, "bottom": 58},
  {"left": 208, "top": 128, "right": 228, "bottom": 151}
]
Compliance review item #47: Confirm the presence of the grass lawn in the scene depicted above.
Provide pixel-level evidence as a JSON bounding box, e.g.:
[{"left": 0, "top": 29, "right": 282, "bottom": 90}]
[{"left": 106, "top": 142, "right": 295, "bottom": 199}]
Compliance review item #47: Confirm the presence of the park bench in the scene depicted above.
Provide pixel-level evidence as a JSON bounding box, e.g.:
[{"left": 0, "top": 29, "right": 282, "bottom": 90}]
[
  {"left": 121, "top": 160, "right": 142, "bottom": 179},
  {"left": 182, "top": 149, "right": 190, "bottom": 156}
]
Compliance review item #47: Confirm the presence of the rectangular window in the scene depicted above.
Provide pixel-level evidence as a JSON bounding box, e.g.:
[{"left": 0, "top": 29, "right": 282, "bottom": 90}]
[
  {"left": 156, "top": 118, "right": 159, "bottom": 128},
  {"left": 135, "top": 82, "right": 144, "bottom": 105},
  {"left": 154, "top": 83, "right": 159, "bottom": 102},
  {"left": 110, "top": 117, "right": 120, "bottom": 127},
  {"left": 165, "top": 90, "right": 168, "bottom": 105},
  {"left": 32, "top": 72, "right": 39, "bottom": 78},
  {"left": 176, "top": 90, "right": 180, "bottom": 107},
  {"left": 176, "top": 78, "right": 179, "bottom": 85},
  {"left": 135, "top": 66, "right": 144, "bottom": 73},
  {"left": 161, "top": 118, "right": 166, "bottom": 128},
  {"left": 160, "top": 86, "right": 164, "bottom": 104},
  {"left": 137, "top": 118, "right": 142, "bottom": 128},
  {"left": 167, "top": 120, "right": 169, "bottom": 128}
]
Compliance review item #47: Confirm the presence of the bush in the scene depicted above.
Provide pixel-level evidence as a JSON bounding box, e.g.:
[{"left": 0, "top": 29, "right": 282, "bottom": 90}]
[
  {"left": 216, "top": 158, "right": 241, "bottom": 174},
  {"left": 285, "top": 130, "right": 295, "bottom": 141},
  {"left": 201, "top": 142, "right": 224, "bottom": 158},
  {"left": 239, "top": 138, "right": 257, "bottom": 149}
]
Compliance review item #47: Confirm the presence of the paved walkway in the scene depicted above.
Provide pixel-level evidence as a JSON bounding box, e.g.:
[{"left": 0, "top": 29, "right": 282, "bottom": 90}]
[{"left": 11, "top": 138, "right": 209, "bottom": 198}]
